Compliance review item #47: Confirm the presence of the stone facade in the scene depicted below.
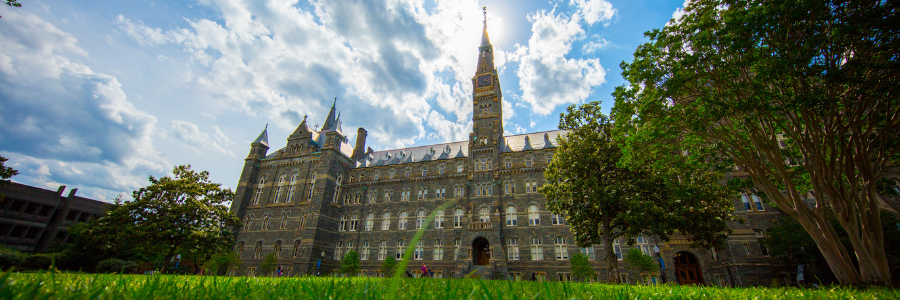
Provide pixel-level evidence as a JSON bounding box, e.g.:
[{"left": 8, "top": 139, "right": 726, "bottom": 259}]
[{"left": 228, "top": 18, "right": 791, "bottom": 286}]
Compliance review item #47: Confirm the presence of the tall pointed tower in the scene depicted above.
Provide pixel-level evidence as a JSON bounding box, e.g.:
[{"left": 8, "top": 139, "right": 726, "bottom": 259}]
[{"left": 471, "top": 7, "right": 503, "bottom": 147}]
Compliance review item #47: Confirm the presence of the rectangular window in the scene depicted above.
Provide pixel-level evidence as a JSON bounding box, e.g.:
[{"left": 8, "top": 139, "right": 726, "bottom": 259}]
[
  {"left": 530, "top": 238, "right": 544, "bottom": 260},
  {"left": 554, "top": 237, "right": 568, "bottom": 260},
  {"left": 580, "top": 247, "right": 595, "bottom": 260},
  {"left": 434, "top": 240, "right": 444, "bottom": 260},
  {"left": 551, "top": 214, "right": 564, "bottom": 225}
]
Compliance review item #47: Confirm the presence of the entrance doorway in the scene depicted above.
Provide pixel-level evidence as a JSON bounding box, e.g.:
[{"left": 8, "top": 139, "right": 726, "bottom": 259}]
[
  {"left": 673, "top": 251, "right": 704, "bottom": 285},
  {"left": 472, "top": 237, "right": 491, "bottom": 265}
]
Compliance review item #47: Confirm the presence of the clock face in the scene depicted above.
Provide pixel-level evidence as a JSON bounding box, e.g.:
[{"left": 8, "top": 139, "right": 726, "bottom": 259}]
[{"left": 477, "top": 74, "right": 492, "bottom": 87}]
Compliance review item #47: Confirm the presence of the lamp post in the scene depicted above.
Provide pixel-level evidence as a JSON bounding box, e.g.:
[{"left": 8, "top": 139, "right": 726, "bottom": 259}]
[{"left": 653, "top": 245, "right": 666, "bottom": 284}]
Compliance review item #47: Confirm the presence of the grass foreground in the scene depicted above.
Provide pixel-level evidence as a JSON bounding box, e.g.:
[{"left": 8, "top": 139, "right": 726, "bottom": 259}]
[{"left": 1, "top": 272, "right": 898, "bottom": 300}]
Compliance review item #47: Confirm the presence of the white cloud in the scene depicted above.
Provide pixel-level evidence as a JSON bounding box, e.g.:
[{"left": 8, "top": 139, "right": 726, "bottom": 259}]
[
  {"left": 0, "top": 11, "right": 169, "bottom": 201},
  {"left": 583, "top": 38, "right": 612, "bottom": 53},
  {"left": 670, "top": 0, "right": 693, "bottom": 25},
  {"left": 171, "top": 120, "right": 236, "bottom": 157},
  {"left": 570, "top": 0, "right": 617, "bottom": 26},
  {"left": 507, "top": 9, "right": 607, "bottom": 115}
]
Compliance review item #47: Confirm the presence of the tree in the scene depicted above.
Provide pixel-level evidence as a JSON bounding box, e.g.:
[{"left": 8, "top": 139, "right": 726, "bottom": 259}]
[
  {"left": 259, "top": 253, "right": 276, "bottom": 276},
  {"left": 380, "top": 256, "right": 397, "bottom": 277},
  {"left": 624, "top": 248, "right": 656, "bottom": 284},
  {"left": 202, "top": 251, "right": 242, "bottom": 276},
  {"left": 541, "top": 101, "right": 735, "bottom": 283},
  {"left": 569, "top": 253, "right": 594, "bottom": 282},
  {"left": 612, "top": 0, "right": 900, "bottom": 285},
  {"left": 0, "top": 155, "right": 19, "bottom": 201},
  {"left": 68, "top": 165, "right": 240, "bottom": 272},
  {"left": 340, "top": 250, "right": 360, "bottom": 276}
]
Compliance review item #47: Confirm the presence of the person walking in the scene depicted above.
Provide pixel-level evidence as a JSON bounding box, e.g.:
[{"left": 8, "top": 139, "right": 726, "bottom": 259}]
[
  {"left": 276, "top": 265, "right": 283, "bottom": 277},
  {"left": 421, "top": 264, "right": 428, "bottom": 278}
]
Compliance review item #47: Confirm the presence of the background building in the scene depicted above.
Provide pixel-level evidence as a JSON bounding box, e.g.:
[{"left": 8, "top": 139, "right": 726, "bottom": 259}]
[
  {"left": 0, "top": 182, "right": 110, "bottom": 252},
  {"left": 229, "top": 17, "right": 791, "bottom": 286}
]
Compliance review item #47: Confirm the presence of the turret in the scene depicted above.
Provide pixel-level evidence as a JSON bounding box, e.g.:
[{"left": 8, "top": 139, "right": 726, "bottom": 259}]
[
  {"left": 231, "top": 125, "right": 269, "bottom": 216},
  {"left": 352, "top": 127, "right": 367, "bottom": 160}
]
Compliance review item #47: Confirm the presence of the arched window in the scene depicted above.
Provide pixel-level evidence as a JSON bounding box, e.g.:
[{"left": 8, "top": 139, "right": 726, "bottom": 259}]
[
  {"left": 613, "top": 238, "right": 623, "bottom": 260},
  {"left": 279, "top": 213, "right": 289, "bottom": 229},
  {"left": 434, "top": 209, "right": 445, "bottom": 228},
  {"left": 365, "top": 213, "right": 375, "bottom": 231},
  {"left": 361, "top": 241, "right": 370, "bottom": 260},
  {"left": 636, "top": 236, "right": 651, "bottom": 255},
  {"left": 453, "top": 209, "right": 464, "bottom": 228},
  {"left": 531, "top": 180, "right": 539, "bottom": 193},
  {"left": 479, "top": 207, "right": 490, "bottom": 223},
  {"left": 274, "top": 174, "right": 287, "bottom": 203},
  {"left": 378, "top": 241, "right": 387, "bottom": 260},
  {"left": 332, "top": 173, "right": 343, "bottom": 203},
  {"left": 554, "top": 237, "right": 568, "bottom": 260},
  {"left": 253, "top": 241, "right": 263, "bottom": 258},
  {"left": 335, "top": 241, "right": 344, "bottom": 260},
  {"left": 453, "top": 239, "right": 461, "bottom": 260},
  {"left": 236, "top": 241, "right": 245, "bottom": 258},
  {"left": 528, "top": 205, "right": 540, "bottom": 226},
  {"left": 398, "top": 211, "right": 408, "bottom": 230},
  {"left": 252, "top": 176, "right": 266, "bottom": 205},
  {"left": 414, "top": 240, "right": 424, "bottom": 260},
  {"left": 405, "top": 168, "right": 411, "bottom": 178},
  {"left": 339, "top": 215, "right": 348, "bottom": 231},
  {"left": 244, "top": 216, "right": 253, "bottom": 230},
  {"left": 507, "top": 238, "right": 520, "bottom": 260},
  {"left": 396, "top": 240, "right": 406, "bottom": 259},
  {"left": 274, "top": 240, "right": 283, "bottom": 258},
  {"left": 506, "top": 206, "right": 517, "bottom": 226},
  {"left": 415, "top": 210, "right": 427, "bottom": 229},
  {"left": 349, "top": 214, "right": 359, "bottom": 231},
  {"left": 530, "top": 238, "right": 543, "bottom": 260},
  {"left": 292, "top": 240, "right": 301, "bottom": 258},
  {"left": 298, "top": 212, "right": 307, "bottom": 229},
  {"left": 286, "top": 172, "right": 299, "bottom": 202},
  {"left": 261, "top": 215, "right": 270, "bottom": 231},
  {"left": 381, "top": 212, "right": 391, "bottom": 230},
  {"left": 505, "top": 159, "right": 511, "bottom": 169}
]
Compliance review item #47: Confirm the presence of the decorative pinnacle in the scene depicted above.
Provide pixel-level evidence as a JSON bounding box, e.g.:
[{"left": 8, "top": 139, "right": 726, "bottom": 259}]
[{"left": 483, "top": 6, "right": 487, "bottom": 24}]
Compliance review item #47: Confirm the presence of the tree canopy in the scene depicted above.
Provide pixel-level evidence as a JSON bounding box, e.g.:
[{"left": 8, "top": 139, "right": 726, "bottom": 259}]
[
  {"left": 541, "top": 101, "right": 734, "bottom": 283},
  {"left": 611, "top": 0, "right": 900, "bottom": 285}
]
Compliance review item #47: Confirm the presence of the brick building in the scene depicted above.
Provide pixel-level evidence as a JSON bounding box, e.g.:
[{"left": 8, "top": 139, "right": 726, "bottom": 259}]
[
  {"left": 0, "top": 182, "right": 110, "bottom": 252},
  {"left": 229, "top": 16, "right": 792, "bottom": 286}
]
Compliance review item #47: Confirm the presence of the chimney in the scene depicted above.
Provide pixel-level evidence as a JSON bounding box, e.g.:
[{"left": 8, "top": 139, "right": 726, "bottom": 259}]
[{"left": 352, "top": 127, "right": 367, "bottom": 159}]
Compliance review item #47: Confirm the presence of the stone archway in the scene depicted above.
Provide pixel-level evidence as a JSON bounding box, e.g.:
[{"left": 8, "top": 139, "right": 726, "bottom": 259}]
[
  {"left": 472, "top": 237, "right": 490, "bottom": 265},
  {"left": 673, "top": 251, "right": 704, "bottom": 285}
]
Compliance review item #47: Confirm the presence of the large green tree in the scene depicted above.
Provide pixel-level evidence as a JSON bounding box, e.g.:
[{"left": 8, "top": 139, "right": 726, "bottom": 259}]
[
  {"left": 611, "top": 0, "right": 899, "bottom": 285},
  {"left": 541, "top": 102, "right": 734, "bottom": 283},
  {"left": 70, "top": 165, "right": 240, "bottom": 272},
  {"left": 0, "top": 155, "right": 19, "bottom": 202}
]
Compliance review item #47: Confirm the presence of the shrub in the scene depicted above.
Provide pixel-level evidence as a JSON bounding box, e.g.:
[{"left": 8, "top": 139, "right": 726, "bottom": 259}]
[
  {"left": 0, "top": 247, "right": 24, "bottom": 270},
  {"left": 380, "top": 257, "right": 397, "bottom": 276},
  {"left": 340, "top": 250, "right": 360, "bottom": 276},
  {"left": 95, "top": 258, "right": 138, "bottom": 274},
  {"left": 22, "top": 253, "right": 59, "bottom": 270}
]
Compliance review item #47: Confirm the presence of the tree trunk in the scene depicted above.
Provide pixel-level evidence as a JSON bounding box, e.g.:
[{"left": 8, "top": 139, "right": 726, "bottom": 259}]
[
  {"left": 602, "top": 218, "right": 619, "bottom": 284},
  {"left": 161, "top": 246, "right": 176, "bottom": 273}
]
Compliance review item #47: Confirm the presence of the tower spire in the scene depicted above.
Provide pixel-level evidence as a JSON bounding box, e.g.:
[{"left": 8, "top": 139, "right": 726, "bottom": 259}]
[{"left": 480, "top": 6, "right": 491, "bottom": 47}]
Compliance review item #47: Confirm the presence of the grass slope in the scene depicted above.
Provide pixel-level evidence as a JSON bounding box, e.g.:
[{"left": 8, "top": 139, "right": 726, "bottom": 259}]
[{"left": 1, "top": 273, "right": 897, "bottom": 300}]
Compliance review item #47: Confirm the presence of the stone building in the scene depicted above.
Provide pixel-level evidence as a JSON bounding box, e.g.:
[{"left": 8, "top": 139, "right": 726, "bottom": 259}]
[
  {"left": 0, "top": 182, "right": 110, "bottom": 252},
  {"left": 229, "top": 16, "right": 792, "bottom": 286}
]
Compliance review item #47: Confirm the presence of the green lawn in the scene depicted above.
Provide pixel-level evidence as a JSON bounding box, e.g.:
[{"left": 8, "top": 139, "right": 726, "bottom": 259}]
[{"left": 1, "top": 272, "right": 896, "bottom": 299}]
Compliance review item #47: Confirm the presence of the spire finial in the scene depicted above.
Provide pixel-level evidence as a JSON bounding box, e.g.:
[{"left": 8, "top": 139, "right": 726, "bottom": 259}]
[
  {"left": 483, "top": 6, "right": 487, "bottom": 24},
  {"left": 265, "top": 123, "right": 268, "bottom": 130}
]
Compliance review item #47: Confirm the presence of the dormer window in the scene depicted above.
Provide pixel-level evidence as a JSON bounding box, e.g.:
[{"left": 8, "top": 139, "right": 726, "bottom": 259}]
[
  {"left": 422, "top": 167, "right": 428, "bottom": 177},
  {"left": 439, "top": 165, "right": 445, "bottom": 175},
  {"left": 374, "top": 172, "right": 380, "bottom": 181},
  {"left": 389, "top": 170, "right": 396, "bottom": 179},
  {"left": 457, "top": 164, "right": 463, "bottom": 173},
  {"left": 525, "top": 157, "right": 533, "bottom": 167}
]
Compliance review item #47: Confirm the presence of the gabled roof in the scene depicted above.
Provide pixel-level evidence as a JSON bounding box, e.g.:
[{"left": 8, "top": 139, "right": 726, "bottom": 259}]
[
  {"left": 354, "top": 141, "right": 469, "bottom": 168},
  {"left": 501, "top": 129, "right": 565, "bottom": 153}
]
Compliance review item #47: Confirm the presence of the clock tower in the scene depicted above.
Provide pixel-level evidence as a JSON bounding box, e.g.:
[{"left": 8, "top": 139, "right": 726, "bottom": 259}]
[{"left": 471, "top": 7, "right": 502, "bottom": 150}]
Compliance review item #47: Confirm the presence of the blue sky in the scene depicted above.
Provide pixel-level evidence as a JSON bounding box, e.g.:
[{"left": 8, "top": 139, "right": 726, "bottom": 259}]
[{"left": 0, "top": 0, "right": 687, "bottom": 201}]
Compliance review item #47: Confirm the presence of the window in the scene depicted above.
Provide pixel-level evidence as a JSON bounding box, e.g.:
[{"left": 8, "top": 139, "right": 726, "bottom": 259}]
[
  {"left": 306, "top": 174, "right": 316, "bottom": 201},
  {"left": 279, "top": 213, "right": 289, "bottom": 229},
  {"left": 417, "top": 190, "right": 423, "bottom": 200},
  {"left": 339, "top": 215, "right": 348, "bottom": 231},
  {"left": 636, "top": 236, "right": 651, "bottom": 255},
  {"left": 507, "top": 238, "right": 520, "bottom": 260},
  {"left": 333, "top": 174, "right": 343, "bottom": 203},
  {"left": 558, "top": 273, "right": 572, "bottom": 282},
  {"left": 415, "top": 210, "right": 426, "bottom": 229},
  {"left": 439, "top": 165, "right": 445, "bottom": 175},
  {"left": 346, "top": 214, "right": 356, "bottom": 231},
  {"left": 414, "top": 240, "right": 425, "bottom": 261},
  {"left": 505, "top": 159, "right": 511, "bottom": 169},
  {"left": 433, "top": 240, "right": 444, "bottom": 260},
  {"left": 381, "top": 212, "right": 391, "bottom": 230},
  {"left": 525, "top": 157, "right": 533, "bottom": 167},
  {"left": 530, "top": 238, "right": 543, "bottom": 260},
  {"left": 619, "top": 274, "right": 629, "bottom": 284},
  {"left": 406, "top": 168, "right": 411, "bottom": 178},
  {"left": 525, "top": 182, "right": 532, "bottom": 193},
  {"left": 479, "top": 207, "right": 490, "bottom": 222},
  {"left": 374, "top": 172, "right": 380, "bottom": 181},
  {"left": 261, "top": 215, "right": 270, "bottom": 231},
  {"left": 335, "top": 242, "right": 344, "bottom": 260},
  {"left": 384, "top": 191, "right": 392, "bottom": 202},
  {"left": 236, "top": 241, "right": 245, "bottom": 258},
  {"left": 368, "top": 191, "right": 377, "bottom": 203},
  {"left": 399, "top": 211, "right": 408, "bottom": 230},
  {"left": 437, "top": 188, "right": 445, "bottom": 198},
  {"left": 454, "top": 209, "right": 464, "bottom": 228},
  {"left": 711, "top": 247, "right": 718, "bottom": 260},
  {"left": 613, "top": 239, "right": 623, "bottom": 260},
  {"left": 457, "top": 164, "right": 463, "bottom": 173},
  {"left": 273, "top": 241, "right": 282, "bottom": 258},
  {"left": 361, "top": 241, "right": 370, "bottom": 260},
  {"left": 506, "top": 206, "right": 517, "bottom": 226},
  {"left": 298, "top": 212, "right": 307, "bottom": 229},
  {"left": 244, "top": 216, "right": 253, "bottom": 231},
  {"left": 434, "top": 210, "right": 445, "bottom": 229},
  {"left": 551, "top": 213, "right": 565, "bottom": 225},
  {"left": 528, "top": 205, "right": 540, "bottom": 226},
  {"left": 378, "top": 241, "right": 387, "bottom": 260},
  {"left": 274, "top": 175, "right": 286, "bottom": 203},
  {"left": 253, "top": 241, "right": 263, "bottom": 258},
  {"left": 422, "top": 167, "right": 428, "bottom": 177},
  {"left": 401, "top": 190, "right": 409, "bottom": 202},
  {"left": 396, "top": 240, "right": 406, "bottom": 259},
  {"left": 365, "top": 213, "right": 374, "bottom": 231},
  {"left": 741, "top": 192, "right": 765, "bottom": 211},
  {"left": 744, "top": 242, "right": 752, "bottom": 256},
  {"left": 389, "top": 170, "right": 396, "bottom": 179},
  {"left": 530, "top": 181, "right": 538, "bottom": 193},
  {"left": 292, "top": 240, "right": 300, "bottom": 258},
  {"left": 454, "top": 239, "right": 461, "bottom": 260},
  {"left": 580, "top": 246, "right": 595, "bottom": 260},
  {"left": 554, "top": 237, "right": 568, "bottom": 260},
  {"left": 252, "top": 176, "right": 265, "bottom": 205},
  {"left": 287, "top": 173, "right": 298, "bottom": 202}
]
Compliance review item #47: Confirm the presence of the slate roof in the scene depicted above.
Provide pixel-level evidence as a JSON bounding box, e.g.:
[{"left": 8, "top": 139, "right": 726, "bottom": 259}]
[{"left": 501, "top": 129, "right": 565, "bottom": 153}]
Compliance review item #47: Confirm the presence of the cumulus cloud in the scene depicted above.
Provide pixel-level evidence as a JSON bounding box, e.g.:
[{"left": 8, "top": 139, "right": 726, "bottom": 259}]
[
  {"left": 171, "top": 120, "right": 236, "bottom": 157},
  {"left": 507, "top": 8, "right": 608, "bottom": 115},
  {"left": 571, "top": 0, "right": 617, "bottom": 26},
  {"left": 583, "top": 38, "right": 613, "bottom": 53},
  {"left": 0, "top": 11, "right": 168, "bottom": 201}
]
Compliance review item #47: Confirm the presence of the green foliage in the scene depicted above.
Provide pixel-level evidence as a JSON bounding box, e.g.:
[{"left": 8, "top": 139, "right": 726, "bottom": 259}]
[
  {"left": 95, "top": 258, "right": 138, "bottom": 274},
  {"left": 0, "top": 247, "right": 24, "bottom": 270},
  {"left": 203, "top": 251, "right": 241, "bottom": 276},
  {"left": 611, "top": 0, "right": 900, "bottom": 285},
  {"left": 568, "top": 253, "right": 594, "bottom": 282},
  {"left": 0, "top": 155, "right": 19, "bottom": 202},
  {"left": 21, "top": 253, "right": 60, "bottom": 270},
  {"left": 259, "top": 253, "right": 277, "bottom": 276},
  {"left": 380, "top": 257, "right": 397, "bottom": 276},
  {"left": 4, "top": 273, "right": 900, "bottom": 299},
  {"left": 623, "top": 248, "right": 655, "bottom": 274},
  {"left": 68, "top": 165, "right": 240, "bottom": 272},
  {"left": 340, "top": 250, "right": 360, "bottom": 276},
  {"left": 762, "top": 217, "right": 822, "bottom": 266}
]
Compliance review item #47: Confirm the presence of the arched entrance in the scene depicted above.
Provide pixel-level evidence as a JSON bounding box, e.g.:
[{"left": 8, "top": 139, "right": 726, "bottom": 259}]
[
  {"left": 472, "top": 237, "right": 491, "bottom": 265},
  {"left": 673, "top": 251, "right": 704, "bottom": 285}
]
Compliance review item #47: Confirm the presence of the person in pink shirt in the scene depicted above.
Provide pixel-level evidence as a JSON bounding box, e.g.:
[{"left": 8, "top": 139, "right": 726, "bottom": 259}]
[{"left": 421, "top": 264, "right": 428, "bottom": 278}]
